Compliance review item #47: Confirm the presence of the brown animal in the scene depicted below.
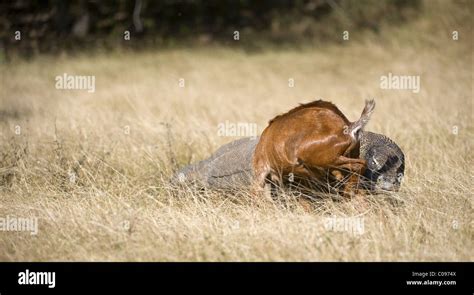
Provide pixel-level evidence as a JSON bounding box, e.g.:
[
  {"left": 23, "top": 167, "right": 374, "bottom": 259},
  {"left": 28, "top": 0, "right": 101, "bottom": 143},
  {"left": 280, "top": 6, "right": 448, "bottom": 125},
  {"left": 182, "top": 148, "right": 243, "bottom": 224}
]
[{"left": 252, "top": 99, "right": 375, "bottom": 197}]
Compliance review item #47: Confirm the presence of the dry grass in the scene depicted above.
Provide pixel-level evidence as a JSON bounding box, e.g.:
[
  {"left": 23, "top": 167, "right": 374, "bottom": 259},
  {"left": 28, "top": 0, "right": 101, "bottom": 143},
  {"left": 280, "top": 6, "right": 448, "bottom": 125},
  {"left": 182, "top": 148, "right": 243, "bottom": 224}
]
[{"left": 0, "top": 0, "right": 472, "bottom": 261}]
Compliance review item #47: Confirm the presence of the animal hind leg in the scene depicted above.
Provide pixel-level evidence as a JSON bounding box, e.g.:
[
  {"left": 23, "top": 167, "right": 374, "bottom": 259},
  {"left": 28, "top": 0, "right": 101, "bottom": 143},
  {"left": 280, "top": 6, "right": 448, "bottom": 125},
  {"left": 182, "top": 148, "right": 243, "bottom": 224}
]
[
  {"left": 333, "top": 156, "right": 367, "bottom": 197},
  {"left": 251, "top": 163, "right": 271, "bottom": 200},
  {"left": 269, "top": 172, "right": 283, "bottom": 201}
]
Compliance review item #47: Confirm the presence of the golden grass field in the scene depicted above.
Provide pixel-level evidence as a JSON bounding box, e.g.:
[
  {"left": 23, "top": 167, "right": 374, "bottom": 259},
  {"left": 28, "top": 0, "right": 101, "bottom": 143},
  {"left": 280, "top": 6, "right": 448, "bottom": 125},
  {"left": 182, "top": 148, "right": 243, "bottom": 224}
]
[{"left": 0, "top": 1, "right": 472, "bottom": 261}]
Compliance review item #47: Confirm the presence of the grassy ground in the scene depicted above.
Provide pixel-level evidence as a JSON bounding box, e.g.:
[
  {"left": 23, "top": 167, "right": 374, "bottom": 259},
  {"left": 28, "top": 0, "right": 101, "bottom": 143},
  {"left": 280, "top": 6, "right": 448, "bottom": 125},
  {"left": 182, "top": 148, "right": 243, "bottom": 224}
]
[{"left": 0, "top": 0, "right": 472, "bottom": 261}]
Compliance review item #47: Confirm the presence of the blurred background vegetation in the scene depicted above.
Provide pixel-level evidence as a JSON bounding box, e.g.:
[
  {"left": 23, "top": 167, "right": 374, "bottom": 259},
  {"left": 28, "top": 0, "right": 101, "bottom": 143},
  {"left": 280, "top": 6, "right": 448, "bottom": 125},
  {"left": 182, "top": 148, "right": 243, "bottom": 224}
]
[{"left": 0, "top": 0, "right": 423, "bottom": 59}]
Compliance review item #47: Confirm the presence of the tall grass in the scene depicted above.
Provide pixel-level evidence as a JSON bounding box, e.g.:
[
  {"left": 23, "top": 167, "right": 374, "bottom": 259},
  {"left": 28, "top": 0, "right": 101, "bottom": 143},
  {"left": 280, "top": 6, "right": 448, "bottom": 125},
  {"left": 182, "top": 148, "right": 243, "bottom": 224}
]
[{"left": 0, "top": 0, "right": 472, "bottom": 261}]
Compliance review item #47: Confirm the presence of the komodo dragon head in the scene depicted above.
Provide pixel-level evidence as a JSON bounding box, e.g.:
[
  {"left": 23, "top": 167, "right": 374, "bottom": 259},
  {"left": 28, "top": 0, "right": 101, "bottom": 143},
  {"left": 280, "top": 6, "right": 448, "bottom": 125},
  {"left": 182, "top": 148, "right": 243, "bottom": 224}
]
[{"left": 360, "top": 131, "right": 405, "bottom": 192}]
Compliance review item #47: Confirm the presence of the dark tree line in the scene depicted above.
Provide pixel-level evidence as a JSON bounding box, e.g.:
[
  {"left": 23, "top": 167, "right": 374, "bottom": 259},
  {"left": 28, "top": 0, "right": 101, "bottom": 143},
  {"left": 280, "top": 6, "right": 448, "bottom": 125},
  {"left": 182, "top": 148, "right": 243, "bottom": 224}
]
[{"left": 0, "top": 0, "right": 421, "bottom": 57}]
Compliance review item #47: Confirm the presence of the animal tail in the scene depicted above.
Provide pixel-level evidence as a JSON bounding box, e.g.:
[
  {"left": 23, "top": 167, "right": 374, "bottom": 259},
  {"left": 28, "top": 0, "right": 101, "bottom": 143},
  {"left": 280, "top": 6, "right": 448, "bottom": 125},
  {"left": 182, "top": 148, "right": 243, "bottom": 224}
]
[{"left": 348, "top": 99, "right": 375, "bottom": 142}]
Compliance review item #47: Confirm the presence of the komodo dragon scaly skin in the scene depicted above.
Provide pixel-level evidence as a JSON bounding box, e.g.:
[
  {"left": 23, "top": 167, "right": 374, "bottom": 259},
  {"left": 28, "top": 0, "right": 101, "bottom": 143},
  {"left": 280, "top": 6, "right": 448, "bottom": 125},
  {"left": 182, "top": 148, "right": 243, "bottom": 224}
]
[
  {"left": 173, "top": 132, "right": 404, "bottom": 192},
  {"left": 173, "top": 137, "right": 257, "bottom": 190},
  {"left": 359, "top": 131, "right": 405, "bottom": 192}
]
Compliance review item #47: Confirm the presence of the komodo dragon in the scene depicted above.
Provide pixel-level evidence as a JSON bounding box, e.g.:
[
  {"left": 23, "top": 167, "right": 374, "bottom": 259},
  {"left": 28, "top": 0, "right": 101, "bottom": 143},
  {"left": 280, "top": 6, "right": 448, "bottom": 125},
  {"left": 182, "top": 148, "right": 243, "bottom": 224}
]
[{"left": 174, "top": 132, "right": 404, "bottom": 192}]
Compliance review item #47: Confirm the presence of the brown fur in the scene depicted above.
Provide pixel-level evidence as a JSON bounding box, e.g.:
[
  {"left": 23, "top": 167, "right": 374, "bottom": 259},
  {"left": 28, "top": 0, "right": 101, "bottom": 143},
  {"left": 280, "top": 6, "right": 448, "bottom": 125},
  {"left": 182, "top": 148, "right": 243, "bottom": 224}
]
[{"left": 253, "top": 99, "right": 375, "bottom": 197}]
